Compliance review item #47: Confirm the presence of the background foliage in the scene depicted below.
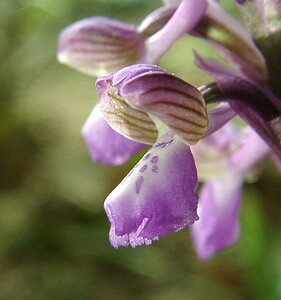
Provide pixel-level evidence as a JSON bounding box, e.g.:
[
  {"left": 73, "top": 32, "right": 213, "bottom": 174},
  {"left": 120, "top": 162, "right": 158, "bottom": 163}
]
[{"left": 0, "top": 0, "right": 280, "bottom": 299}]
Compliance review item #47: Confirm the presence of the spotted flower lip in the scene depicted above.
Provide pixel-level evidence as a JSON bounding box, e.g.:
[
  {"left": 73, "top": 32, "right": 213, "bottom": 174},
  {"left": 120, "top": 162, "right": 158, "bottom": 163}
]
[{"left": 105, "top": 131, "right": 199, "bottom": 248}]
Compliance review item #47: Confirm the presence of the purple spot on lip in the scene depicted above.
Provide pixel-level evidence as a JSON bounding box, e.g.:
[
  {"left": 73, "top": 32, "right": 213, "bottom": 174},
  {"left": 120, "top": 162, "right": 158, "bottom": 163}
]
[
  {"left": 139, "top": 164, "right": 148, "bottom": 173},
  {"left": 136, "top": 176, "right": 144, "bottom": 194},
  {"left": 150, "top": 156, "right": 158, "bottom": 163},
  {"left": 152, "top": 165, "right": 158, "bottom": 173},
  {"left": 155, "top": 142, "right": 166, "bottom": 148},
  {"left": 154, "top": 138, "right": 174, "bottom": 148},
  {"left": 143, "top": 153, "right": 151, "bottom": 160}
]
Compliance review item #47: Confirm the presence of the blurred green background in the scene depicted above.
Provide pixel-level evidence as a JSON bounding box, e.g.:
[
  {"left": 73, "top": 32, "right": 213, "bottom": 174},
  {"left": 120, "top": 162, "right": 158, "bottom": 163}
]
[{"left": 0, "top": 0, "right": 280, "bottom": 299}]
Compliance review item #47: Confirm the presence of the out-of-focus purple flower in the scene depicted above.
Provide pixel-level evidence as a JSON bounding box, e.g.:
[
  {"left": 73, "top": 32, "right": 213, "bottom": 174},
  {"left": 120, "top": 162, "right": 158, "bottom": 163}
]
[
  {"left": 191, "top": 126, "right": 269, "bottom": 260},
  {"left": 192, "top": 174, "right": 242, "bottom": 260}
]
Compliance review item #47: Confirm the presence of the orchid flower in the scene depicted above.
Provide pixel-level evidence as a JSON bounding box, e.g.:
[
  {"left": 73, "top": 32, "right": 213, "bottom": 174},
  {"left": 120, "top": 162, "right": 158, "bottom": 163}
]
[
  {"left": 96, "top": 64, "right": 208, "bottom": 247},
  {"left": 57, "top": 0, "right": 281, "bottom": 259},
  {"left": 191, "top": 125, "right": 269, "bottom": 260}
]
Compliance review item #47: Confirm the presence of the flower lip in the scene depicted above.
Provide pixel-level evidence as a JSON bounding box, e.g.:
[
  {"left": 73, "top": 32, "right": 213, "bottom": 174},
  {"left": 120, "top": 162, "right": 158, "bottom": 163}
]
[{"left": 104, "top": 133, "right": 199, "bottom": 248}]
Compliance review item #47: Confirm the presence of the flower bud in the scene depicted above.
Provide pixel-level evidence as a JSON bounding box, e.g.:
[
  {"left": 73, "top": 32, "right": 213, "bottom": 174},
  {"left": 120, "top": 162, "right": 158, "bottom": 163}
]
[
  {"left": 57, "top": 17, "right": 145, "bottom": 76},
  {"left": 97, "top": 64, "right": 208, "bottom": 146}
]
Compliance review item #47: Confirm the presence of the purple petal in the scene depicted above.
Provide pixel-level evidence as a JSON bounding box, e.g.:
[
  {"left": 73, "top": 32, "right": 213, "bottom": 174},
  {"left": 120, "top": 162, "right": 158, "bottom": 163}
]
[
  {"left": 144, "top": 0, "right": 207, "bottom": 63},
  {"left": 192, "top": 122, "right": 242, "bottom": 180},
  {"left": 81, "top": 104, "right": 146, "bottom": 165},
  {"left": 112, "top": 64, "right": 166, "bottom": 88},
  {"left": 191, "top": 175, "right": 242, "bottom": 260},
  {"left": 191, "top": 126, "right": 268, "bottom": 260},
  {"left": 205, "top": 103, "right": 236, "bottom": 136},
  {"left": 104, "top": 132, "right": 199, "bottom": 248},
  {"left": 230, "top": 127, "right": 269, "bottom": 174}
]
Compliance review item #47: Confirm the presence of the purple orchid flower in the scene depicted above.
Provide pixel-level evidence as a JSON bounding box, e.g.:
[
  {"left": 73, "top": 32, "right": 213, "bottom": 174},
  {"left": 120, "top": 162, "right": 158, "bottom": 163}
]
[
  {"left": 96, "top": 64, "right": 208, "bottom": 247},
  {"left": 91, "top": 63, "right": 237, "bottom": 248},
  {"left": 191, "top": 125, "right": 269, "bottom": 260},
  {"left": 57, "top": 0, "right": 280, "bottom": 259},
  {"left": 92, "top": 63, "right": 269, "bottom": 254}
]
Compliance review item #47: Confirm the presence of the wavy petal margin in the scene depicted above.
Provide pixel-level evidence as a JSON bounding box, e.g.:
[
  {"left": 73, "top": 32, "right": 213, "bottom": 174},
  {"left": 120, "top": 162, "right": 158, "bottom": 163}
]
[{"left": 104, "top": 133, "right": 199, "bottom": 248}]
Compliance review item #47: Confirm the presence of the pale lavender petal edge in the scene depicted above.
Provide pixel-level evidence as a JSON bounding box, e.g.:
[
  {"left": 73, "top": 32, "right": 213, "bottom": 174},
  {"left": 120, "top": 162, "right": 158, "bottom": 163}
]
[
  {"left": 191, "top": 175, "right": 242, "bottom": 260},
  {"left": 81, "top": 104, "right": 146, "bottom": 165}
]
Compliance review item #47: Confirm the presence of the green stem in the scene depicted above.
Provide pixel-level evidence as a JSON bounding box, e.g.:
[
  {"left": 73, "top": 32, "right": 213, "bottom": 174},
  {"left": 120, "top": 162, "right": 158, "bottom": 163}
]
[{"left": 198, "top": 82, "right": 224, "bottom": 104}]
